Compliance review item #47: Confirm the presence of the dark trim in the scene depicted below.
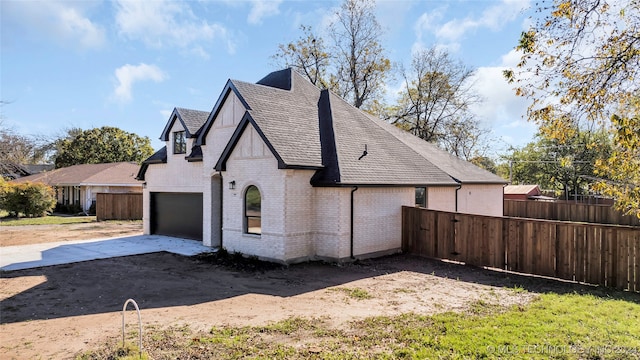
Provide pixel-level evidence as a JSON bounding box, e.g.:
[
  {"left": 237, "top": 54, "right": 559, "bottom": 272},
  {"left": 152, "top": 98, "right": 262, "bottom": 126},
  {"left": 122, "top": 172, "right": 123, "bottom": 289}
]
[
  {"left": 135, "top": 163, "right": 148, "bottom": 181},
  {"left": 186, "top": 145, "right": 203, "bottom": 162},
  {"left": 256, "top": 68, "right": 292, "bottom": 90},
  {"left": 136, "top": 146, "right": 168, "bottom": 180},
  {"left": 160, "top": 109, "right": 200, "bottom": 141},
  {"left": 310, "top": 89, "right": 341, "bottom": 186},
  {"left": 214, "top": 114, "right": 289, "bottom": 172},
  {"left": 350, "top": 186, "right": 358, "bottom": 259},
  {"left": 159, "top": 110, "right": 179, "bottom": 141},
  {"left": 197, "top": 81, "right": 251, "bottom": 146},
  {"left": 281, "top": 164, "right": 323, "bottom": 170}
]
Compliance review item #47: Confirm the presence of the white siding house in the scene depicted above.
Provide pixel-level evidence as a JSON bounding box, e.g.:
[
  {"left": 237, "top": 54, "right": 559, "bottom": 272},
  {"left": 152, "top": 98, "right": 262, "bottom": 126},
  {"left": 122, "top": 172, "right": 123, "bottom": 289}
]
[{"left": 138, "top": 69, "right": 506, "bottom": 263}]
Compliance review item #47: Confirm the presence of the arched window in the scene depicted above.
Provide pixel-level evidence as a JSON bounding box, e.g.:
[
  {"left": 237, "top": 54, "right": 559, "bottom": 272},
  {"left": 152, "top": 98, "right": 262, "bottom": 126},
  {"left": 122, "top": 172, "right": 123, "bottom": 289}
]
[{"left": 245, "top": 185, "right": 261, "bottom": 235}]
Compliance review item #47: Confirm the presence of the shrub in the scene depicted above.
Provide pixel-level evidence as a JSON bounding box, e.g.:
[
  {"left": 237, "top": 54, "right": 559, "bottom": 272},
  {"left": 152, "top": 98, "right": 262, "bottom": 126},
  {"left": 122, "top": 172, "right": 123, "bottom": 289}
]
[
  {"left": 88, "top": 201, "right": 96, "bottom": 215},
  {"left": 0, "top": 181, "right": 57, "bottom": 217}
]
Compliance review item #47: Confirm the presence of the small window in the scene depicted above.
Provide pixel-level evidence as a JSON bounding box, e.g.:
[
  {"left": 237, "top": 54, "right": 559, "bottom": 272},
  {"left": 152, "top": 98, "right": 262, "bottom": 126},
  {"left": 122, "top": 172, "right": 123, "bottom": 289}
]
[
  {"left": 173, "top": 131, "right": 186, "bottom": 154},
  {"left": 415, "top": 187, "right": 427, "bottom": 208},
  {"left": 245, "top": 185, "right": 261, "bottom": 235}
]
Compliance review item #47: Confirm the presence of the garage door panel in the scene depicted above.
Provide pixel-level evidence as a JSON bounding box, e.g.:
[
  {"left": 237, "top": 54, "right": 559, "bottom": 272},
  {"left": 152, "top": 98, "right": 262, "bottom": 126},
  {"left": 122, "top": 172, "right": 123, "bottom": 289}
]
[{"left": 150, "top": 192, "right": 203, "bottom": 240}]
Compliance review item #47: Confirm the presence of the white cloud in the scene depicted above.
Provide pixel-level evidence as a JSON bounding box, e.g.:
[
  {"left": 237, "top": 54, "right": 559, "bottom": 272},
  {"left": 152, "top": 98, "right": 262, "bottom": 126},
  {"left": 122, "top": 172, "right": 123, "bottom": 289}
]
[
  {"left": 2, "top": 0, "right": 105, "bottom": 49},
  {"left": 160, "top": 109, "right": 173, "bottom": 120},
  {"left": 413, "top": 0, "right": 530, "bottom": 53},
  {"left": 247, "top": 0, "right": 282, "bottom": 25},
  {"left": 441, "top": 0, "right": 529, "bottom": 41},
  {"left": 114, "top": 0, "right": 232, "bottom": 57},
  {"left": 469, "top": 63, "right": 533, "bottom": 150},
  {"left": 112, "top": 63, "right": 167, "bottom": 103}
]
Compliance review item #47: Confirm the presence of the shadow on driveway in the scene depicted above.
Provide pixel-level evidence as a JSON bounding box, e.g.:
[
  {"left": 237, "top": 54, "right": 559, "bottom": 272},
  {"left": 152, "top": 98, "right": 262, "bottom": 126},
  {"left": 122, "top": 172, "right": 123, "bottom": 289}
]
[{"left": 1, "top": 252, "right": 638, "bottom": 325}]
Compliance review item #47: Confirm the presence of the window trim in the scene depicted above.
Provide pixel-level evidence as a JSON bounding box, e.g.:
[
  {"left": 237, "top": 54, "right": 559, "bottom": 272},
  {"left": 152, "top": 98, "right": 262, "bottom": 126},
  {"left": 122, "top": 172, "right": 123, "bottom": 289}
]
[
  {"left": 244, "top": 185, "right": 262, "bottom": 235},
  {"left": 173, "top": 130, "right": 186, "bottom": 154}
]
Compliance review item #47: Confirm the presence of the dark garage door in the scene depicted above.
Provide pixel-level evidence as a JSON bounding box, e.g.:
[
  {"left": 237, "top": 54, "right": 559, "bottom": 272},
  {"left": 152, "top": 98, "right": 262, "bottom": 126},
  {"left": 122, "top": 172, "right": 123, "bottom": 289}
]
[{"left": 150, "top": 192, "right": 203, "bottom": 240}]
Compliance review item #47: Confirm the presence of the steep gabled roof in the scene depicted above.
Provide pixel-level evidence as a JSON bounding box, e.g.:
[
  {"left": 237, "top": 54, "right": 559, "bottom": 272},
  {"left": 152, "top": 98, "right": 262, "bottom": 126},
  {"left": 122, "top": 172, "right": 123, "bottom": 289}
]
[
  {"left": 11, "top": 162, "right": 143, "bottom": 186},
  {"left": 160, "top": 107, "right": 209, "bottom": 141},
  {"left": 216, "top": 69, "right": 502, "bottom": 186},
  {"left": 146, "top": 68, "right": 507, "bottom": 187}
]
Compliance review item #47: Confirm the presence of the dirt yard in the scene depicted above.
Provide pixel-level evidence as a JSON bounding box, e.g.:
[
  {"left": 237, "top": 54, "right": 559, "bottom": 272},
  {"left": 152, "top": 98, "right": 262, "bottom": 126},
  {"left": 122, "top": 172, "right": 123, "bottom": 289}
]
[
  {"left": 0, "top": 221, "right": 143, "bottom": 247},
  {"left": 0, "top": 222, "right": 583, "bottom": 359}
]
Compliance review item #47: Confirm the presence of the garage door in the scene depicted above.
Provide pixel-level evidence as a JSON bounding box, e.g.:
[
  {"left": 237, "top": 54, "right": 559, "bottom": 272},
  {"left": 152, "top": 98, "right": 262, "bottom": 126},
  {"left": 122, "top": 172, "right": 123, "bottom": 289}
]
[{"left": 150, "top": 192, "right": 203, "bottom": 240}]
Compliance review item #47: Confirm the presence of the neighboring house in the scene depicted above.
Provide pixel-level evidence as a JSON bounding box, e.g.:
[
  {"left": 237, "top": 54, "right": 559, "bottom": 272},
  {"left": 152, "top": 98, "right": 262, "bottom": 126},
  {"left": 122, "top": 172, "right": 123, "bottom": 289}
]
[
  {"left": 22, "top": 164, "right": 55, "bottom": 175},
  {"left": 503, "top": 184, "right": 557, "bottom": 201},
  {"left": 1, "top": 163, "right": 53, "bottom": 180},
  {"left": 137, "top": 68, "right": 506, "bottom": 263},
  {"left": 11, "top": 162, "right": 142, "bottom": 212}
]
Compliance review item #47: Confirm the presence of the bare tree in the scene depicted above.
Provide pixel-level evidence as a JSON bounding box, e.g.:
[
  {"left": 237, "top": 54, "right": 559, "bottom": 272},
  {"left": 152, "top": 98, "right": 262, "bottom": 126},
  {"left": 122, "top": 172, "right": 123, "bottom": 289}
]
[
  {"left": 272, "top": 25, "right": 331, "bottom": 88},
  {"left": 391, "top": 47, "right": 484, "bottom": 155},
  {"left": 329, "top": 0, "right": 391, "bottom": 109},
  {"left": 273, "top": 0, "right": 390, "bottom": 109}
]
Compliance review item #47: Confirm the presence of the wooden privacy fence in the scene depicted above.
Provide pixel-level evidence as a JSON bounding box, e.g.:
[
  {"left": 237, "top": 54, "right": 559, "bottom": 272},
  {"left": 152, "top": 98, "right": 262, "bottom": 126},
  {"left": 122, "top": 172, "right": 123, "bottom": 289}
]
[
  {"left": 402, "top": 206, "right": 640, "bottom": 292},
  {"left": 504, "top": 199, "right": 640, "bottom": 227},
  {"left": 96, "top": 193, "right": 143, "bottom": 221}
]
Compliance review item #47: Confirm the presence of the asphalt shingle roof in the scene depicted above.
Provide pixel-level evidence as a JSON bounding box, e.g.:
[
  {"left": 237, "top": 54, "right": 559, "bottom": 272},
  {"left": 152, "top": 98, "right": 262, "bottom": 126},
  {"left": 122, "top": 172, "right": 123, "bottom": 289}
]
[
  {"left": 231, "top": 76, "right": 324, "bottom": 168},
  {"left": 227, "top": 69, "right": 504, "bottom": 186},
  {"left": 11, "top": 162, "right": 143, "bottom": 186},
  {"left": 144, "top": 68, "right": 507, "bottom": 186},
  {"left": 175, "top": 108, "right": 210, "bottom": 137}
]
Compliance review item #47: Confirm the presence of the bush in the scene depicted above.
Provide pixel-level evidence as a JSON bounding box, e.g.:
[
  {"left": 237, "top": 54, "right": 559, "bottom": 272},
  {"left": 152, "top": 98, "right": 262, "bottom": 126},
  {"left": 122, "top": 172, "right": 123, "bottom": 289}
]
[
  {"left": 0, "top": 181, "right": 57, "bottom": 217},
  {"left": 88, "top": 201, "right": 96, "bottom": 215}
]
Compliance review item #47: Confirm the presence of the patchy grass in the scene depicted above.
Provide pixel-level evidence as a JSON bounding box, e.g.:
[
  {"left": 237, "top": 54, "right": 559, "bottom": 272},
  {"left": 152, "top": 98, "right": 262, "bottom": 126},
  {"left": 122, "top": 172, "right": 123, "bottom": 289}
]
[
  {"left": 78, "top": 291, "right": 640, "bottom": 359},
  {"left": 328, "top": 287, "right": 373, "bottom": 300},
  {"left": 0, "top": 215, "right": 97, "bottom": 226}
]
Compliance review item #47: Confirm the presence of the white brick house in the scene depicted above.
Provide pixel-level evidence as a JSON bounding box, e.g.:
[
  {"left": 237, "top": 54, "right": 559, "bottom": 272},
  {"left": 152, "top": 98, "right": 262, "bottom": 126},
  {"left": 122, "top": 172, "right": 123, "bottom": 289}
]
[{"left": 137, "top": 69, "right": 506, "bottom": 263}]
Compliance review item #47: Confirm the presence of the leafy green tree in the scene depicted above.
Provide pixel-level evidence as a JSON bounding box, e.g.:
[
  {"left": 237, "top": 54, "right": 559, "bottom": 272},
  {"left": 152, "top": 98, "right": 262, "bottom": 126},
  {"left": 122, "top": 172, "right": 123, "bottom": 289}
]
[
  {"left": 504, "top": 0, "right": 640, "bottom": 215},
  {"left": 502, "top": 130, "right": 613, "bottom": 199},
  {"left": 54, "top": 126, "right": 154, "bottom": 168},
  {"left": 593, "top": 98, "right": 640, "bottom": 215},
  {"left": 0, "top": 181, "right": 56, "bottom": 217},
  {"left": 469, "top": 156, "right": 499, "bottom": 175}
]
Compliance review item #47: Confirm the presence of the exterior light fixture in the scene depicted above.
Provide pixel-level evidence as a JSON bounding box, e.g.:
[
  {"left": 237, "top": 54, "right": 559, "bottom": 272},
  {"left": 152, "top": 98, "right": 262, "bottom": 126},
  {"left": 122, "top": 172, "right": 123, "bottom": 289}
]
[{"left": 229, "top": 181, "right": 236, "bottom": 190}]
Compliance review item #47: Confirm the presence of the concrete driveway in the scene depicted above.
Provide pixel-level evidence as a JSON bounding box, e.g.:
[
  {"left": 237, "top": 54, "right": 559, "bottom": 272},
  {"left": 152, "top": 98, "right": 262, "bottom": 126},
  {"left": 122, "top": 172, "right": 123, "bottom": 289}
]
[{"left": 0, "top": 235, "right": 214, "bottom": 271}]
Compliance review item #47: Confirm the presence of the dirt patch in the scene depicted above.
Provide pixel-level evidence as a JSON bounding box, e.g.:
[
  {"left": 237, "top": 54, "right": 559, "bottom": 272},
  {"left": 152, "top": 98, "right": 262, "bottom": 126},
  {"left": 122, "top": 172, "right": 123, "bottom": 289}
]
[
  {"left": 3, "top": 249, "right": 608, "bottom": 360},
  {"left": 0, "top": 221, "right": 142, "bottom": 247},
  {"left": 0, "top": 223, "right": 623, "bottom": 359}
]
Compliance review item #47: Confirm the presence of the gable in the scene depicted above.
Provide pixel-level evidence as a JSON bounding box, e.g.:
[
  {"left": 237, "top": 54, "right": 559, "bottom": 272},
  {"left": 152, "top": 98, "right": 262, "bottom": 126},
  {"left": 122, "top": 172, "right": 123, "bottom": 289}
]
[
  {"left": 196, "top": 80, "right": 251, "bottom": 146},
  {"left": 159, "top": 107, "right": 209, "bottom": 141},
  {"left": 215, "top": 114, "right": 291, "bottom": 171}
]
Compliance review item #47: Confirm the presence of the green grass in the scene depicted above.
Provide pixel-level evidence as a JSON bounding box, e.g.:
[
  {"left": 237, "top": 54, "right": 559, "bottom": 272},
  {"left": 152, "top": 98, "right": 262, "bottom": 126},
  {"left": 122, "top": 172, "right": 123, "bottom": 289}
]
[
  {"left": 78, "top": 291, "right": 640, "bottom": 359},
  {"left": 0, "top": 215, "right": 97, "bottom": 226},
  {"left": 327, "top": 287, "right": 373, "bottom": 300}
]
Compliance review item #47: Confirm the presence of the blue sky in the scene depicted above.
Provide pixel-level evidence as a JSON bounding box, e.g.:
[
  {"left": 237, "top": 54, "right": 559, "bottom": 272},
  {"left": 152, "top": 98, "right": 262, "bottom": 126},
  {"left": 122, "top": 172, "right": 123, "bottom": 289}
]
[{"left": 1, "top": 0, "right": 536, "bottom": 156}]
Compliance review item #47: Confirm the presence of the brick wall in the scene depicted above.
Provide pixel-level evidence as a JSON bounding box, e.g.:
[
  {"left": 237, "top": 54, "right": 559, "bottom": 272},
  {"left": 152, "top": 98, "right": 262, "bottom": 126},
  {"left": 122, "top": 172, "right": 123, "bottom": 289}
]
[{"left": 457, "top": 184, "right": 504, "bottom": 217}]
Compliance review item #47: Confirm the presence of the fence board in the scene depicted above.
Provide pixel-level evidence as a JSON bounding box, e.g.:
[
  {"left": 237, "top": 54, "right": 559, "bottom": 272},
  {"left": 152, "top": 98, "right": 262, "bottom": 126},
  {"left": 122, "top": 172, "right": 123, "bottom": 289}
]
[
  {"left": 96, "top": 193, "right": 142, "bottom": 221},
  {"left": 402, "top": 206, "right": 640, "bottom": 293},
  {"left": 504, "top": 200, "right": 640, "bottom": 227},
  {"left": 556, "top": 224, "right": 573, "bottom": 281}
]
